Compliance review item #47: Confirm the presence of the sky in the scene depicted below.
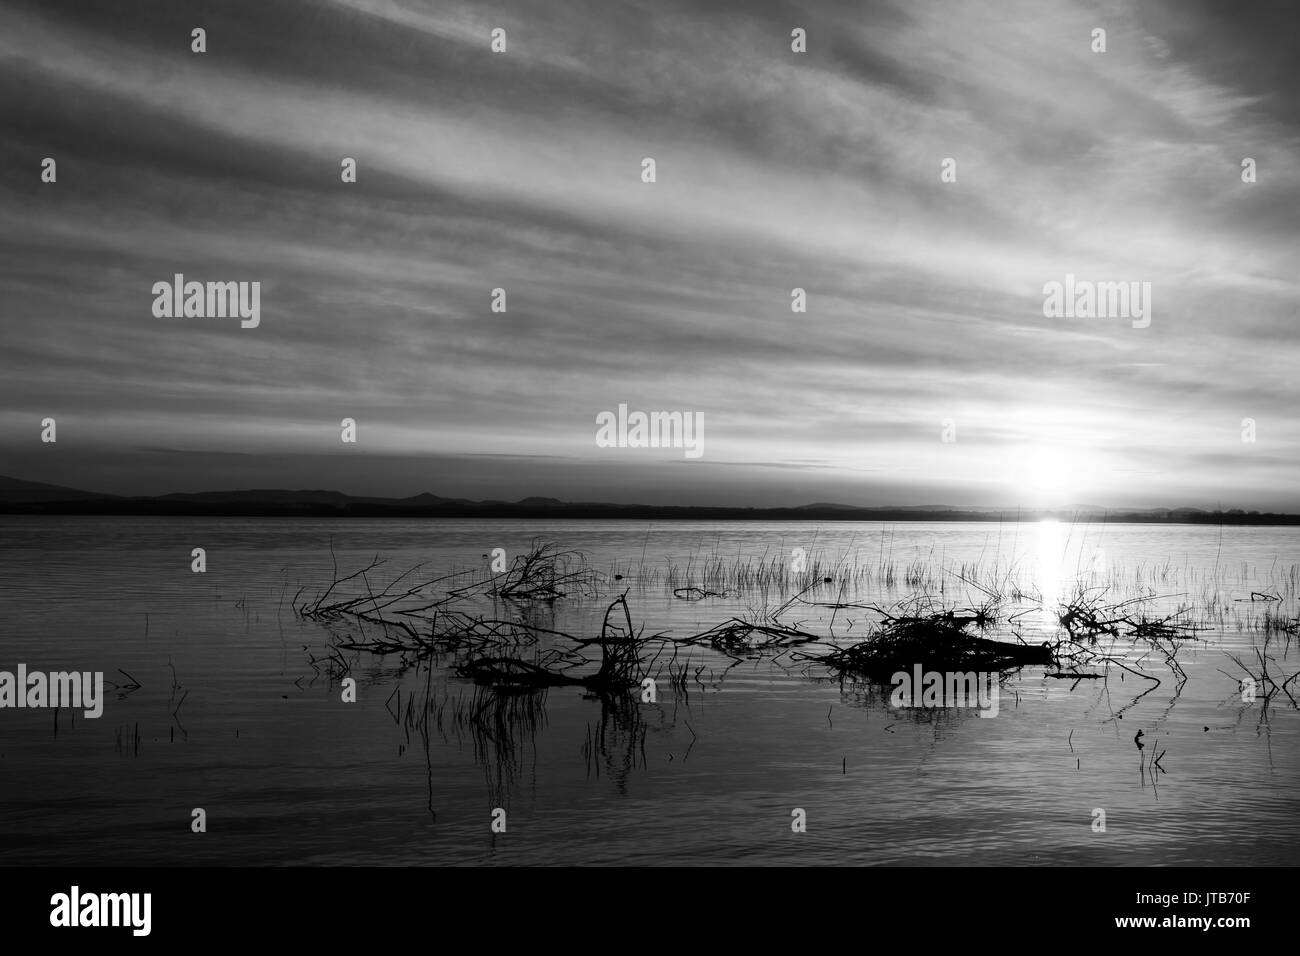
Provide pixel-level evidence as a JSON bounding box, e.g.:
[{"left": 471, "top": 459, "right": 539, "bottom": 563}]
[{"left": 1, "top": 0, "right": 1297, "bottom": 509}]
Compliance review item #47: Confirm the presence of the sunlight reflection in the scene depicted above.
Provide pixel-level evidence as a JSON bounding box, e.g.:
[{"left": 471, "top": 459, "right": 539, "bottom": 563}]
[{"left": 1031, "top": 518, "right": 1065, "bottom": 608}]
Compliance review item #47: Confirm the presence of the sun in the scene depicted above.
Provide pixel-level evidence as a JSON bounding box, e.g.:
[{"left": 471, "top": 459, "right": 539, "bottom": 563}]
[{"left": 1012, "top": 446, "right": 1076, "bottom": 507}]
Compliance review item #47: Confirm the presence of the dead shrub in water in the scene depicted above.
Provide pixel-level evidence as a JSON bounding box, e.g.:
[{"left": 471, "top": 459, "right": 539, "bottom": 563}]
[
  {"left": 806, "top": 599, "right": 1050, "bottom": 682},
  {"left": 456, "top": 593, "right": 651, "bottom": 692},
  {"left": 490, "top": 539, "right": 601, "bottom": 601}
]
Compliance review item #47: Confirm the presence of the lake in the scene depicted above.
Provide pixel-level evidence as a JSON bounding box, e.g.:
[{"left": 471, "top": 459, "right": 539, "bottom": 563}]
[{"left": 0, "top": 517, "right": 1296, "bottom": 865}]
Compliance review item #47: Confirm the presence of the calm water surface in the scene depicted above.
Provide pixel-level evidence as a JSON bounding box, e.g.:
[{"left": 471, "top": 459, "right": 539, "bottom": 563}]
[{"left": 0, "top": 517, "right": 1296, "bottom": 865}]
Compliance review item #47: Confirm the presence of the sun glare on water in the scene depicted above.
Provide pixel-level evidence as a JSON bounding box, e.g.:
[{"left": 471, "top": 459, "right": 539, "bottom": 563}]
[{"left": 1030, "top": 517, "right": 1066, "bottom": 608}]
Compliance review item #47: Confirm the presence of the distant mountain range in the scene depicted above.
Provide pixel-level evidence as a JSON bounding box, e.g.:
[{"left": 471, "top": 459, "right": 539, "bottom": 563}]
[{"left": 1, "top": 475, "right": 1295, "bottom": 523}]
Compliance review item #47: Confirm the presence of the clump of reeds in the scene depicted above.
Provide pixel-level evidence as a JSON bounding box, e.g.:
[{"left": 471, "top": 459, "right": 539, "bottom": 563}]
[
  {"left": 1224, "top": 647, "right": 1300, "bottom": 712},
  {"left": 1261, "top": 609, "right": 1300, "bottom": 637}
]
